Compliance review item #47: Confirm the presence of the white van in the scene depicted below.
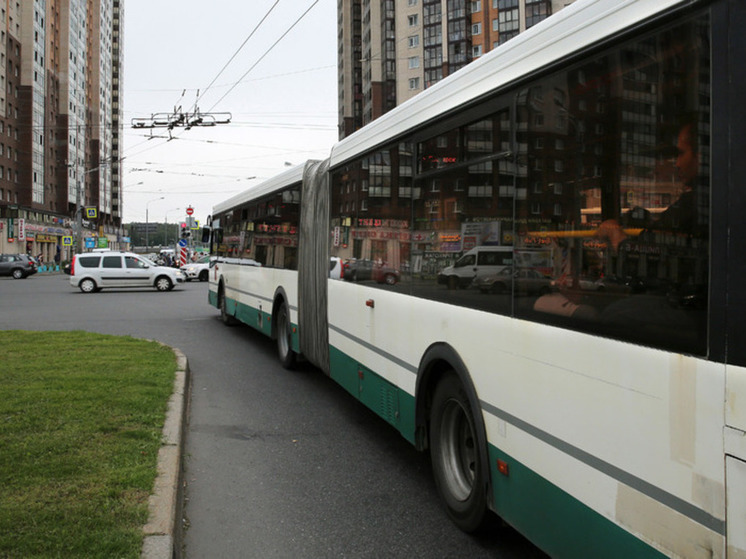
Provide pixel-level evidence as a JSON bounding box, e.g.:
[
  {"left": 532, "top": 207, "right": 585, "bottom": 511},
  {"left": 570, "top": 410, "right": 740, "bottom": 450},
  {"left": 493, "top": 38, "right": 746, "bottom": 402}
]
[
  {"left": 437, "top": 246, "right": 513, "bottom": 289},
  {"left": 68, "top": 251, "right": 185, "bottom": 293}
]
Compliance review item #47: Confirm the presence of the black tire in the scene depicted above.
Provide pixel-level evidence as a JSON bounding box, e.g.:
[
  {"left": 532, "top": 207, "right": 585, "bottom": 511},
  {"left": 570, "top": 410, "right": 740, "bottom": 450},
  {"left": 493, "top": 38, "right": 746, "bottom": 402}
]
[
  {"left": 275, "top": 302, "right": 296, "bottom": 369},
  {"left": 198, "top": 269, "right": 209, "bottom": 282},
  {"left": 430, "top": 373, "right": 488, "bottom": 532},
  {"left": 12, "top": 268, "right": 24, "bottom": 279},
  {"left": 155, "top": 276, "right": 172, "bottom": 292},
  {"left": 79, "top": 278, "right": 97, "bottom": 293},
  {"left": 219, "top": 288, "right": 238, "bottom": 326}
]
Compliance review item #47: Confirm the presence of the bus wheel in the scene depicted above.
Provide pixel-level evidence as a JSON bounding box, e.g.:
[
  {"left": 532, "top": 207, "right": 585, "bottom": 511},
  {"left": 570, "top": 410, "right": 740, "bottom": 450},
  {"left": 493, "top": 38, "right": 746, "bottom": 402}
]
[
  {"left": 276, "top": 302, "right": 296, "bottom": 369},
  {"left": 219, "top": 288, "right": 238, "bottom": 326},
  {"left": 430, "top": 373, "right": 488, "bottom": 532}
]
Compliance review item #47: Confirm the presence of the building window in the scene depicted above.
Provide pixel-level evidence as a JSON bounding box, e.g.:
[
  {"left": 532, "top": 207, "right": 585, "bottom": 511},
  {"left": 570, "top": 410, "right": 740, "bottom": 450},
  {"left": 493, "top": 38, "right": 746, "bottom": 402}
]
[
  {"left": 408, "top": 56, "right": 420, "bottom": 69},
  {"left": 408, "top": 14, "right": 418, "bottom": 26},
  {"left": 409, "top": 77, "right": 420, "bottom": 90},
  {"left": 408, "top": 35, "right": 420, "bottom": 47}
]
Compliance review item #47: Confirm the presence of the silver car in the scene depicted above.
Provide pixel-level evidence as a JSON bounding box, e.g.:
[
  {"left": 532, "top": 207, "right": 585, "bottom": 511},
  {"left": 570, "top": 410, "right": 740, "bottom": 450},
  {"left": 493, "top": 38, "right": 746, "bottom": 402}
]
[{"left": 69, "top": 251, "right": 185, "bottom": 293}]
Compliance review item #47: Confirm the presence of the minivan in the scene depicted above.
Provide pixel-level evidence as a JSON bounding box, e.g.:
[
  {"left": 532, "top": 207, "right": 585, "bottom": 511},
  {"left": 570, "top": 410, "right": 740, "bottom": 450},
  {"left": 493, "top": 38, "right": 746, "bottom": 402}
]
[
  {"left": 437, "top": 246, "right": 513, "bottom": 289},
  {"left": 68, "top": 251, "right": 185, "bottom": 293}
]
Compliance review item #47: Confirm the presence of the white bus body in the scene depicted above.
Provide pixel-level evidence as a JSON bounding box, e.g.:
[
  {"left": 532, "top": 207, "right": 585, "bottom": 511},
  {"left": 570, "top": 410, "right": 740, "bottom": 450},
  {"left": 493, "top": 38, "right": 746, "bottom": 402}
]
[{"left": 208, "top": 0, "right": 746, "bottom": 556}]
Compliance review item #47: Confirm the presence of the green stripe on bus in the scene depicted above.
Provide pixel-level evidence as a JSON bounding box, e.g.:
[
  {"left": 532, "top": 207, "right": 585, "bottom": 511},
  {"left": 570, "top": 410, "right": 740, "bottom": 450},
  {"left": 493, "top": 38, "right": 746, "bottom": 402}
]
[
  {"left": 329, "top": 345, "right": 417, "bottom": 446},
  {"left": 489, "top": 447, "right": 665, "bottom": 558}
]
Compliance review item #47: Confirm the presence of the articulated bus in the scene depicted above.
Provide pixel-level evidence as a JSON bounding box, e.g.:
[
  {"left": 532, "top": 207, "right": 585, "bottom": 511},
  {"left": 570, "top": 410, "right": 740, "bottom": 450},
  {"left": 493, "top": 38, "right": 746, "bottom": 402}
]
[{"left": 206, "top": 0, "right": 746, "bottom": 556}]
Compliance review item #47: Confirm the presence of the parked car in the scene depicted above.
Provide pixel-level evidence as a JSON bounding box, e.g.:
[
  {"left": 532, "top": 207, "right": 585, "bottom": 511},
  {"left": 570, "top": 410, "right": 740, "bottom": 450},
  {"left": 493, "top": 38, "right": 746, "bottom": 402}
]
[
  {"left": 181, "top": 255, "right": 211, "bottom": 282},
  {"left": 68, "top": 251, "right": 184, "bottom": 293},
  {"left": 437, "top": 246, "right": 513, "bottom": 289},
  {"left": 472, "top": 267, "right": 555, "bottom": 295},
  {"left": 329, "top": 257, "right": 345, "bottom": 280},
  {"left": 0, "top": 254, "right": 38, "bottom": 279},
  {"left": 344, "top": 259, "right": 400, "bottom": 285},
  {"left": 578, "top": 274, "right": 633, "bottom": 293}
]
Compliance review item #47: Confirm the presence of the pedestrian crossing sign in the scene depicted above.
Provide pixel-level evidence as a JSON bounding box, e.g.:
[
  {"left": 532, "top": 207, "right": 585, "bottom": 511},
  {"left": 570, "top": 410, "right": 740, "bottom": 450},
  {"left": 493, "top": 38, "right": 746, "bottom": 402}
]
[
  {"left": 85, "top": 207, "right": 97, "bottom": 219},
  {"left": 62, "top": 236, "right": 73, "bottom": 246}
]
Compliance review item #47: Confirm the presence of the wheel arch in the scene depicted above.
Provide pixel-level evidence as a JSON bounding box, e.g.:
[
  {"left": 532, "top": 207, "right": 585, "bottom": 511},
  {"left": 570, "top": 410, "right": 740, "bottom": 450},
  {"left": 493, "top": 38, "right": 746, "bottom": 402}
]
[{"left": 414, "top": 342, "right": 493, "bottom": 502}]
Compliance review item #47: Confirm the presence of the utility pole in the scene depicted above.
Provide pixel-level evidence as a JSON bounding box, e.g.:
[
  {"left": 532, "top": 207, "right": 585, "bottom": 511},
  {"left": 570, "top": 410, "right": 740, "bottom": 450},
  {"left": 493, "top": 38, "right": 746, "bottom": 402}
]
[{"left": 75, "top": 178, "right": 83, "bottom": 254}]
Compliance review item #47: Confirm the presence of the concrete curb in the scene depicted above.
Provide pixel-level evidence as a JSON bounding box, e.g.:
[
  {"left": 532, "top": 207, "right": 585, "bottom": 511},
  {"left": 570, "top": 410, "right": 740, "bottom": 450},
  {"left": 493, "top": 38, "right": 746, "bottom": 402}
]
[{"left": 141, "top": 348, "right": 190, "bottom": 559}]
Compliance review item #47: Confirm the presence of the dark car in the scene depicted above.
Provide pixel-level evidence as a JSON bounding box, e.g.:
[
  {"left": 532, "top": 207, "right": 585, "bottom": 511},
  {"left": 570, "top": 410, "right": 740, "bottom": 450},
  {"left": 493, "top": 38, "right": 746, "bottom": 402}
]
[
  {"left": 0, "top": 254, "right": 38, "bottom": 279},
  {"left": 345, "top": 259, "right": 400, "bottom": 285}
]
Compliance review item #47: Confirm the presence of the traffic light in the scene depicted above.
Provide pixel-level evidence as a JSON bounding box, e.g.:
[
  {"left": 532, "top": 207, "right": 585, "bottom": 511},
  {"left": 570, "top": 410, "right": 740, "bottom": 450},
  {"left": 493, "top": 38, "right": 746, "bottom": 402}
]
[{"left": 180, "top": 223, "right": 191, "bottom": 239}]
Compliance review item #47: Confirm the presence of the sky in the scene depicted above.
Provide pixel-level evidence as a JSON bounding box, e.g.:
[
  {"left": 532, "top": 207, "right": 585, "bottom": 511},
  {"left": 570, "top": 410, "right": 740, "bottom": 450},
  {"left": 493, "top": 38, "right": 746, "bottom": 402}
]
[{"left": 122, "top": 0, "right": 339, "bottom": 228}]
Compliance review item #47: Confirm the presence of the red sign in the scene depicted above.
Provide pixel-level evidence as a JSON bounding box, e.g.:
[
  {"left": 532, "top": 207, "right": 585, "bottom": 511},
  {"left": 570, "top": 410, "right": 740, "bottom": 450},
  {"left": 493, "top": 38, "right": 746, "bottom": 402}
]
[{"left": 186, "top": 207, "right": 194, "bottom": 216}]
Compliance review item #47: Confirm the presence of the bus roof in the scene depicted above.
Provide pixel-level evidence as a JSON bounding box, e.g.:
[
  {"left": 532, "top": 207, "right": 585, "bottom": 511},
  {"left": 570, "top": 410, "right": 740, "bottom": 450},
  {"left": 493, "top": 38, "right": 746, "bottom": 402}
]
[
  {"left": 212, "top": 161, "right": 317, "bottom": 215},
  {"left": 329, "top": 0, "right": 687, "bottom": 169}
]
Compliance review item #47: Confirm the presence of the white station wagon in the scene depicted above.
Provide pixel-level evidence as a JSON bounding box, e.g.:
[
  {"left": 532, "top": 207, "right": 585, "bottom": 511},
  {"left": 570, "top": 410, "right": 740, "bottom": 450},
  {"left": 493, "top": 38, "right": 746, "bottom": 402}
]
[{"left": 69, "top": 251, "right": 184, "bottom": 293}]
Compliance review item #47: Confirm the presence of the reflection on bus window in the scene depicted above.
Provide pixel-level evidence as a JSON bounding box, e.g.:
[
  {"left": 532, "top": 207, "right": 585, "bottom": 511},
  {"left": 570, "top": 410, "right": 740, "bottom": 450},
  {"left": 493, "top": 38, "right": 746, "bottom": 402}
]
[
  {"left": 519, "top": 16, "right": 710, "bottom": 354},
  {"left": 329, "top": 14, "right": 709, "bottom": 355},
  {"left": 330, "top": 144, "right": 412, "bottom": 289},
  {"left": 213, "top": 187, "right": 301, "bottom": 269}
]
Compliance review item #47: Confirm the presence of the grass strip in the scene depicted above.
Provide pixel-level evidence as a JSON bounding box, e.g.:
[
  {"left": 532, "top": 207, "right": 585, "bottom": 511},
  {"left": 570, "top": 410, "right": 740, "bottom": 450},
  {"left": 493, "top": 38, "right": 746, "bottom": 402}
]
[{"left": 0, "top": 330, "right": 176, "bottom": 558}]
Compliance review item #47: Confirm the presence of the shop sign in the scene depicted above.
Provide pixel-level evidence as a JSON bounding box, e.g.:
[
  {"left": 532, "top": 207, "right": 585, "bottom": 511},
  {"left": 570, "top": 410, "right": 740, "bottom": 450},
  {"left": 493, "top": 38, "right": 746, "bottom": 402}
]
[
  {"left": 7, "top": 217, "right": 14, "bottom": 241},
  {"left": 18, "top": 218, "right": 25, "bottom": 241}
]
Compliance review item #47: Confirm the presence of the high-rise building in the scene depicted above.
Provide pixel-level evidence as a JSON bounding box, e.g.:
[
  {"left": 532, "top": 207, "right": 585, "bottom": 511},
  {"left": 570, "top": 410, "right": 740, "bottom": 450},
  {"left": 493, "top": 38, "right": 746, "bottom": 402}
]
[
  {"left": 0, "top": 0, "right": 124, "bottom": 263},
  {"left": 338, "top": 0, "right": 575, "bottom": 139}
]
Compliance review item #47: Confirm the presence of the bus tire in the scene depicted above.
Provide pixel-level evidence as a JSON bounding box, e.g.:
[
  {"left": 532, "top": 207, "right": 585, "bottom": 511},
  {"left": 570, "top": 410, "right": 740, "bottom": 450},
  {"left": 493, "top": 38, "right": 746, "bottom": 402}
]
[
  {"left": 430, "top": 372, "right": 488, "bottom": 532},
  {"left": 219, "top": 287, "right": 238, "bottom": 326},
  {"left": 276, "top": 302, "right": 296, "bottom": 369}
]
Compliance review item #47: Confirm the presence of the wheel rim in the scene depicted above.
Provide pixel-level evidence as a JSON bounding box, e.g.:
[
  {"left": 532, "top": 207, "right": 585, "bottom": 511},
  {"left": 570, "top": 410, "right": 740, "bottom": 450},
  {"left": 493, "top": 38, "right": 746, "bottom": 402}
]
[
  {"left": 81, "top": 279, "right": 94, "bottom": 293},
  {"left": 439, "top": 399, "right": 477, "bottom": 502},
  {"left": 12, "top": 269, "right": 22, "bottom": 279},
  {"left": 156, "top": 277, "right": 171, "bottom": 291}
]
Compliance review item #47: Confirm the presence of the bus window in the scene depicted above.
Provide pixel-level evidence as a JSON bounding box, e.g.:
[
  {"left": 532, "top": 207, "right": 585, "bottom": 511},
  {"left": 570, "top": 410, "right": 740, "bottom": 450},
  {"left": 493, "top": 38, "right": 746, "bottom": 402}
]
[{"left": 517, "top": 16, "right": 710, "bottom": 355}]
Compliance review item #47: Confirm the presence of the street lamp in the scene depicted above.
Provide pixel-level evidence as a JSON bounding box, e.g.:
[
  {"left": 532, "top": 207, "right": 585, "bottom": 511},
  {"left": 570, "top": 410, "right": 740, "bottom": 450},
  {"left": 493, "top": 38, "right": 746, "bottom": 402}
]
[
  {"left": 164, "top": 207, "right": 181, "bottom": 246},
  {"left": 145, "top": 196, "right": 164, "bottom": 251}
]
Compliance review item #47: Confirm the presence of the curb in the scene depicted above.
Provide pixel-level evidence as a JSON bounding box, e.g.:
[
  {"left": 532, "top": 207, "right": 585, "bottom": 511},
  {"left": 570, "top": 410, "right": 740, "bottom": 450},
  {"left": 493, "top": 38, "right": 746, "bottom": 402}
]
[{"left": 141, "top": 348, "right": 190, "bottom": 559}]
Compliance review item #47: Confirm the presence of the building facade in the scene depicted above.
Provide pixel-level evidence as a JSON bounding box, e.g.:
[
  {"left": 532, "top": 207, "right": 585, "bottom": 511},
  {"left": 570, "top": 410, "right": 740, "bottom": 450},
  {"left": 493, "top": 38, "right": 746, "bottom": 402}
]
[
  {"left": 338, "top": 0, "right": 575, "bottom": 139},
  {"left": 0, "top": 0, "right": 124, "bottom": 266}
]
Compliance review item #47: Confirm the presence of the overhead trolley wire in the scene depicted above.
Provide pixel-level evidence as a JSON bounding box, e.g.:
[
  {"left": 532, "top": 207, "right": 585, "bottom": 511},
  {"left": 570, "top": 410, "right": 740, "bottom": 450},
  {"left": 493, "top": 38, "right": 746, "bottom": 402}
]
[
  {"left": 191, "top": 0, "right": 281, "bottom": 112},
  {"left": 206, "top": 0, "right": 321, "bottom": 113}
]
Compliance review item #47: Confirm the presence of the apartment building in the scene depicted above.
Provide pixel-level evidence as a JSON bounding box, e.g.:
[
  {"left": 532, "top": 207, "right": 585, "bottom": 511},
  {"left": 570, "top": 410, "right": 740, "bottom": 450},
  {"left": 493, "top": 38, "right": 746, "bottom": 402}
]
[
  {"left": 338, "top": 0, "right": 575, "bottom": 139},
  {"left": 0, "top": 0, "right": 124, "bottom": 263}
]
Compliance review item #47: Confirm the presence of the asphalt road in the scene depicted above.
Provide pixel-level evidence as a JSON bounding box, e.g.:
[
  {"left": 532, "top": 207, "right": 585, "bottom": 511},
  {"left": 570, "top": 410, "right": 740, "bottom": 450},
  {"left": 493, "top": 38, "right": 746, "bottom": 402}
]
[{"left": 0, "top": 273, "right": 547, "bottom": 558}]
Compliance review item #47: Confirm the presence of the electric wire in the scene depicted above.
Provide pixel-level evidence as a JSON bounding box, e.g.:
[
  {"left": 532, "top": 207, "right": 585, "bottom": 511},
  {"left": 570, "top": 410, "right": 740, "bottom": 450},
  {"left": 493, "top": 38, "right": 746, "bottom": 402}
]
[
  {"left": 191, "top": 0, "right": 281, "bottom": 112},
  {"left": 206, "top": 1, "right": 321, "bottom": 113}
]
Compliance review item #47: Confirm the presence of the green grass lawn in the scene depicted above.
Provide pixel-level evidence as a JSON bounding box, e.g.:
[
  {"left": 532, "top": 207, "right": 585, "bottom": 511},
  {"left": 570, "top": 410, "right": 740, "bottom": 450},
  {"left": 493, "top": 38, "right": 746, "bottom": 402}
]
[{"left": 0, "top": 330, "right": 176, "bottom": 558}]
